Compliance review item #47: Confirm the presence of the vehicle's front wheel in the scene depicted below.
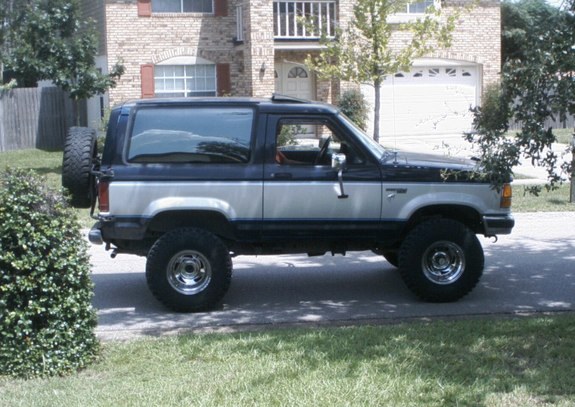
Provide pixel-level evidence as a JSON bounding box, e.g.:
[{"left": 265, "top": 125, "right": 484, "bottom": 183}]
[
  {"left": 398, "top": 219, "right": 484, "bottom": 302},
  {"left": 146, "top": 228, "right": 232, "bottom": 312}
]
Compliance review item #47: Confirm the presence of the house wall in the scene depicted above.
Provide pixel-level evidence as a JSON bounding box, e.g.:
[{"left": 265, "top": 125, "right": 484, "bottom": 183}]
[
  {"left": 104, "top": 0, "right": 246, "bottom": 105},
  {"left": 334, "top": 0, "right": 501, "bottom": 93},
  {"left": 100, "top": 0, "right": 500, "bottom": 106},
  {"left": 443, "top": 0, "right": 501, "bottom": 88},
  {"left": 242, "top": 0, "right": 276, "bottom": 97}
]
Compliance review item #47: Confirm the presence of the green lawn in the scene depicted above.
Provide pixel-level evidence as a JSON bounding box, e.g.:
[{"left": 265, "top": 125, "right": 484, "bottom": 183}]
[
  {"left": 513, "top": 183, "right": 575, "bottom": 212},
  {"left": 0, "top": 149, "right": 94, "bottom": 227},
  {"left": 0, "top": 148, "right": 63, "bottom": 190},
  {"left": 1, "top": 315, "right": 574, "bottom": 406}
]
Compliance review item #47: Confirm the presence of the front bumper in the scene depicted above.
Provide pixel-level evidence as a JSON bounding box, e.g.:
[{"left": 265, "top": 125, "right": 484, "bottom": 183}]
[{"left": 483, "top": 214, "right": 515, "bottom": 236}]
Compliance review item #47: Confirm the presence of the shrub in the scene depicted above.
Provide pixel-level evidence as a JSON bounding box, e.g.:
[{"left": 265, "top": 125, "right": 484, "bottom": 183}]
[
  {"left": 471, "top": 82, "right": 510, "bottom": 134},
  {"left": 0, "top": 168, "right": 98, "bottom": 378},
  {"left": 337, "top": 89, "right": 369, "bottom": 131}
]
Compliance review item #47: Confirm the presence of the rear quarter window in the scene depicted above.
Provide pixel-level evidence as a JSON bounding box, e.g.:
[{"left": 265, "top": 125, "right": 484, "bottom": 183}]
[{"left": 127, "top": 106, "right": 254, "bottom": 163}]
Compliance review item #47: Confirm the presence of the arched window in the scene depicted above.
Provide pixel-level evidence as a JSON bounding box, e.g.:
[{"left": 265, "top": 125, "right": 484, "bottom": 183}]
[{"left": 288, "top": 67, "right": 308, "bottom": 79}]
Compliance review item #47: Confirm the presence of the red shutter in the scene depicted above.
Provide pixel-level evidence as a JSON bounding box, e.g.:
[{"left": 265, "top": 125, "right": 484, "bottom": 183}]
[
  {"left": 137, "top": 0, "right": 152, "bottom": 17},
  {"left": 214, "top": 0, "right": 228, "bottom": 17},
  {"left": 141, "top": 64, "right": 155, "bottom": 98},
  {"left": 216, "top": 63, "right": 231, "bottom": 96}
]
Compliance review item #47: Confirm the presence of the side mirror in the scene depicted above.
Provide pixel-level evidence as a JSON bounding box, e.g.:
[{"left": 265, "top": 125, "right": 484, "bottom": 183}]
[{"left": 331, "top": 153, "right": 347, "bottom": 171}]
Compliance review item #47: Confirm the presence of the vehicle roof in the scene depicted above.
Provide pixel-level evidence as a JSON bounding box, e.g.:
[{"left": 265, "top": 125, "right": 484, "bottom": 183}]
[{"left": 115, "top": 93, "right": 341, "bottom": 115}]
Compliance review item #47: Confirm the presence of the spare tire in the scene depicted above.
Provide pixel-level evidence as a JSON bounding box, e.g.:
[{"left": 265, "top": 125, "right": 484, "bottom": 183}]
[{"left": 62, "top": 127, "right": 98, "bottom": 208}]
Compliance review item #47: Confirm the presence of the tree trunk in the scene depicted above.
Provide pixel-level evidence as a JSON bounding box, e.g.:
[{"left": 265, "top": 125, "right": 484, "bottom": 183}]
[
  {"left": 373, "top": 80, "right": 381, "bottom": 143},
  {"left": 571, "top": 133, "right": 575, "bottom": 203}
]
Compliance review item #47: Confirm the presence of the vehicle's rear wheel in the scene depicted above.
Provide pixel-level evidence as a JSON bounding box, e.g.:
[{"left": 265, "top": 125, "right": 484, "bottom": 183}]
[
  {"left": 62, "top": 127, "right": 98, "bottom": 208},
  {"left": 398, "top": 219, "right": 484, "bottom": 302},
  {"left": 146, "top": 228, "right": 232, "bottom": 312}
]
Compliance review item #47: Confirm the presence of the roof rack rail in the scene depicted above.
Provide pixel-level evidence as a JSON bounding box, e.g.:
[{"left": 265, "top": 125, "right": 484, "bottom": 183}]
[{"left": 271, "top": 93, "right": 310, "bottom": 103}]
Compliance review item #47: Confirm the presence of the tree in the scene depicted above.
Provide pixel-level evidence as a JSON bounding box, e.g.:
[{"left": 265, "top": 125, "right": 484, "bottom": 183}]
[
  {"left": 501, "top": 0, "right": 563, "bottom": 63},
  {"left": 1, "top": 0, "right": 124, "bottom": 121},
  {"left": 306, "top": 0, "right": 456, "bottom": 142},
  {"left": 467, "top": 0, "right": 574, "bottom": 194}
]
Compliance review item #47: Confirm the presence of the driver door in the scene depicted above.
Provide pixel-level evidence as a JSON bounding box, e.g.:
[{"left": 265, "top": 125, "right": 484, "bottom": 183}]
[{"left": 262, "top": 114, "right": 383, "bottom": 240}]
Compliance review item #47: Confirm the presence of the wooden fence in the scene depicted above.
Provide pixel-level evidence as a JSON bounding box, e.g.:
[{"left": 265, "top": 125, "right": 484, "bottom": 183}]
[
  {"left": 0, "top": 87, "right": 79, "bottom": 152},
  {"left": 508, "top": 113, "right": 575, "bottom": 131}
]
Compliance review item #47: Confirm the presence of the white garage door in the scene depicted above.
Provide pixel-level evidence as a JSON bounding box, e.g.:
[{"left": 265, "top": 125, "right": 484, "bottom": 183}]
[{"left": 362, "top": 64, "right": 479, "bottom": 137}]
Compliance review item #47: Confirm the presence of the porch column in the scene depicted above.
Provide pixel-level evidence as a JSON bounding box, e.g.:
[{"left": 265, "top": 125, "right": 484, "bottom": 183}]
[{"left": 243, "top": 0, "right": 275, "bottom": 97}]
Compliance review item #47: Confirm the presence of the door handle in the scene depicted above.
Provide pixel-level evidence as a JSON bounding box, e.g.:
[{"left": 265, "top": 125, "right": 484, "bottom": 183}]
[{"left": 270, "top": 172, "right": 293, "bottom": 179}]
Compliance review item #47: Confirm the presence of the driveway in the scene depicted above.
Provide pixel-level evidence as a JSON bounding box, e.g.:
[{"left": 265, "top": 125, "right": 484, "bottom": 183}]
[{"left": 90, "top": 212, "right": 575, "bottom": 341}]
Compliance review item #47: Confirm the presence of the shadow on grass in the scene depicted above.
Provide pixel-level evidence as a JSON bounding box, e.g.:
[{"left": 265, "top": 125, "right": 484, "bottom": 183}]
[
  {"left": 192, "top": 315, "right": 574, "bottom": 405},
  {"left": 33, "top": 166, "right": 62, "bottom": 177}
]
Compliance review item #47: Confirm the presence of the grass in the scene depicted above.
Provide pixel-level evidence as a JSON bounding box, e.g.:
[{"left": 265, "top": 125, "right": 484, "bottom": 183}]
[
  {"left": 553, "top": 128, "right": 574, "bottom": 145},
  {"left": 0, "top": 148, "right": 63, "bottom": 190},
  {"left": 1, "top": 314, "right": 574, "bottom": 406},
  {"left": 0, "top": 149, "right": 94, "bottom": 227},
  {"left": 513, "top": 183, "right": 575, "bottom": 212}
]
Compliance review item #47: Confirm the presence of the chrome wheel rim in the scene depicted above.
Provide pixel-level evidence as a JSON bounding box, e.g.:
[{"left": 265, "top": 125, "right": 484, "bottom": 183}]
[
  {"left": 167, "top": 250, "right": 212, "bottom": 295},
  {"left": 422, "top": 241, "right": 465, "bottom": 285}
]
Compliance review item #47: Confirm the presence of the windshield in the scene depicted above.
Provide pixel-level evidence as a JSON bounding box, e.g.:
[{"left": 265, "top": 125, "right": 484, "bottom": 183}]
[{"left": 336, "top": 112, "right": 388, "bottom": 161}]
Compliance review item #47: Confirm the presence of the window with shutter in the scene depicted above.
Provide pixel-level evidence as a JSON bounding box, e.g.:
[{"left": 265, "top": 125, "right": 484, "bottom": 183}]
[
  {"left": 155, "top": 65, "right": 217, "bottom": 97},
  {"left": 214, "top": 0, "right": 228, "bottom": 17},
  {"left": 216, "top": 64, "right": 231, "bottom": 96}
]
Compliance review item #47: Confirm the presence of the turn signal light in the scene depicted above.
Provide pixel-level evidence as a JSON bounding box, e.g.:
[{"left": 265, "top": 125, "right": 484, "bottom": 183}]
[{"left": 500, "top": 183, "right": 512, "bottom": 209}]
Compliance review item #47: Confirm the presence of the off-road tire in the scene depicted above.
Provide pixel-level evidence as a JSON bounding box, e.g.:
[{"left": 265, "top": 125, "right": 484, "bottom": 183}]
[
  {"left": 398, "top": 219, "right": 484, "bottom": 302},
  {"left": 62, "top": 127, "right": 98, "bottom": 208},
  {"left": 146, "top": 228, "right": 232, "bottom": 312}
]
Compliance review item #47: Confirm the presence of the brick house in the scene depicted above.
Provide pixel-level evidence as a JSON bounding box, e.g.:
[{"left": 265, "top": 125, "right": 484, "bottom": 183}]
[{"left": 81, "top": 0, "right": 500, "bottom": 137}]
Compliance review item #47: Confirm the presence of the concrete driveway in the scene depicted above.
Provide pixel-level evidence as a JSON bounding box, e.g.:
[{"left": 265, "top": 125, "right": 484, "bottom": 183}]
[{"left": 90, "top": 212, "right": 575, "bottom": 341}]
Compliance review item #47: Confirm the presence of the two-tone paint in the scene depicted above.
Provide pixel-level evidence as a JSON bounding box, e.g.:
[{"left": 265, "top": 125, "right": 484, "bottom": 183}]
[{"left": 92, "top": 97, "right": 514, "bottom": 256}]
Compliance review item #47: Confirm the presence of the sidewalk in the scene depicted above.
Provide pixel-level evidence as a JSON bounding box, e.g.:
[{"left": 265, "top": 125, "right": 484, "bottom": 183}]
[{"left": 382, "top": 133, "right": 572, "bottom": 185}]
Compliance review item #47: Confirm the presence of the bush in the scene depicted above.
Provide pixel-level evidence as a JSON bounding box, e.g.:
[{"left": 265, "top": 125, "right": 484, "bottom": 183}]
[
  {"left": 471, "top": 82, "right": 510, "bottom": 134},
  {"left": 337, "top": 89, "right": 369, "bottom": 131},
  {"left": 0, "top": 168, "right": 98, "bottom": 378}
]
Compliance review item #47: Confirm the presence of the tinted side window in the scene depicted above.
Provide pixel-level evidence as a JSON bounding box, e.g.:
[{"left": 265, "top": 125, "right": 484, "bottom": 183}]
[{"left": 128, "top": 107, "right": 253, "bottom": 164}]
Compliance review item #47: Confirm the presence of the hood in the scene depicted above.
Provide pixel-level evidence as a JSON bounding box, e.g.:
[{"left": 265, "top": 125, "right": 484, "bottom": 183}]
[
  {"left": 380, "top": 150, "right": 483, "bottom": 183},
  {"left": 385, "top": 150, "right": 479, "bottom": 171}
]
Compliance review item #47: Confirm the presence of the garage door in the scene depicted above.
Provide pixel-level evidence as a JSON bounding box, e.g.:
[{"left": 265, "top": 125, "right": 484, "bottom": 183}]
[{"left": 361, "top": 64, "right": 479, "bottom": 137}]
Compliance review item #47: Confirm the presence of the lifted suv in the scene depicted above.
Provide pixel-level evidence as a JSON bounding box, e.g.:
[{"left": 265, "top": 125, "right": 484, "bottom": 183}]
[{"left": 62, "top": 95, "right": 514, "bottom": 312}]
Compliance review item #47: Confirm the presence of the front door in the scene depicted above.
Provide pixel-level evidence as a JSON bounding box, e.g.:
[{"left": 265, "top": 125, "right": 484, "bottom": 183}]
[
  {"left": 275, "top": 63, "right": 313, "bottom": 100},
  {"left": 262, "top": 114, "right": 383, "bottom": 241}
]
